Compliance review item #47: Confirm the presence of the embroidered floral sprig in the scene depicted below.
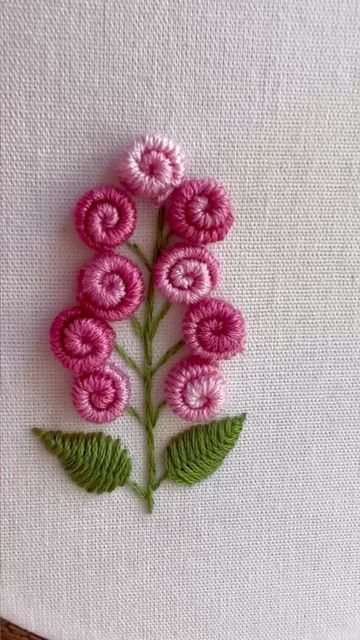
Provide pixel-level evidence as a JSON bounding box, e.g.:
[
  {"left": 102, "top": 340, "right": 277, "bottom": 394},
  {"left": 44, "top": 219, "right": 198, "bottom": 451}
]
[{"left": 34, "top": 134, "right": 247, "bottom": 513}]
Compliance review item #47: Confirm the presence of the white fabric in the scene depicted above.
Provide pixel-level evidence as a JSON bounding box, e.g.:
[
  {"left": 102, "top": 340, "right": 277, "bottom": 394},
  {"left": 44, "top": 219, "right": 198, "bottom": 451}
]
[{"left": 2, "top": 1, "right": 360, "bottom": 639}]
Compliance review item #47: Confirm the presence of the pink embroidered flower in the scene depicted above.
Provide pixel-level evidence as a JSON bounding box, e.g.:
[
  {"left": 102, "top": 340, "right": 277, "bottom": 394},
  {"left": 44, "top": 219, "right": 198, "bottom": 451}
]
[
  {"left": 75, "top": 186, "right": 136, "bottom": 250},
  {"left": 165, "top": 356, "right": 225, "bottom": 422},
  {"left": 166, "top": 178, "right": 234, "bottom": 244},
  {"left": 77, "top": 252, "right": 144, "bottom": 321},
  {"left": 153, "top": 243, "right": 220, "bottom": 305},
  {"left": 50, "top": 307, "right": 115, "bottom": 374},
  {"left": 117, "top": 134, "right": 186, "bottom": 205},
  {"left": 72, "top": 364, "right": 130, "bottom": 423},
  {"left": 183, "top": 298, "right": 246, "bottom": 360}
]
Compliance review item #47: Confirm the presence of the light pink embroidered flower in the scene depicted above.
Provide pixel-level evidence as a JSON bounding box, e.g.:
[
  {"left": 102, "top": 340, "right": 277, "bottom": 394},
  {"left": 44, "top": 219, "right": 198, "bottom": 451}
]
[
  {"left": 166, "top": 178, "right": 234, "bottom": 244},
  {"left": 50, "top": 307, "right": 115, "bottom": 374},
  {"left": 183, "top": 298, "right": 246, "bottom": 361},
  {"left": 165, "top": 356, "right": 225, "bottom": 422},
  {"left": 72, "top": 364, "right": 130, "bottom": 423},
  {"left": 153, "top": 243, "right": 220, "bottom": 305},
  {"left": 75, "top": 186, "right": 136, "bottom": 250},
  {"left": 117, "top": 134, "right": 187, "bottom": 205},
  {"left": 77, "top": 252, "right": 144, "bottom": 321}
]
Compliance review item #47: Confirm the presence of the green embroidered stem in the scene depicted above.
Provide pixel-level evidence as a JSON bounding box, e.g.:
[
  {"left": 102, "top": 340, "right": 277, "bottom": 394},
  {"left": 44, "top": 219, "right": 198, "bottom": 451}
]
[
  {"left": 127, "top": 479, "right": 147, "bottom": 499},
  {"left": 131, "top": 316, "right": 144, "bottom": 339},
  {"left": 115, "top": 208, "right": 179, "bottom": 512},
  {"left": 152, "top": 340, "right": 185, "bottom": 375},
  {"left": 126, "top": 241, "right": 152, "bottom": 271},
  {"left": 151, "top": 301, "right": 171, "bottom": 338},
  {"left": 142, "top": 206, "right": 167, "bottom": 513},
  {"left": 126, "top": 405, "right": 144, "bottom": 427},
  {"left": 114, "top": 343, "right": 143, "bottom": 378},
  {"left": 153, "top": 399, "right": 167, "bottom": 424},
  {"left": 154, "top": 471, "right": 168, "bottom": 490}
]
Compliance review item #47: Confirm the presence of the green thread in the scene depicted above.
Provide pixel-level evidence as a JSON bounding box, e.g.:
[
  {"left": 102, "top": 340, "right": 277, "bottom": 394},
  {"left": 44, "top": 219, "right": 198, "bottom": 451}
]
[
  {"left": 127, "top": 479, "right": 147, "bottom": 499},
  {"left": 114, "top": 343, "right": 143, "bottom": 378},
  {"left": 161, "top": 229, "right": 172, "bottom": 248},
  {"left": 165, "top": 414, "right": 246, "bottom": 486},
  {"left": 153, "top": 471, "right": 168, "bottom": 490},
  {"left": 130, "top": 315, "right": 144, "bottom": 339},
  {"left": 150, "top": 300, "right": 172, "bottom": 338},
  {"left": 141, "top": 206, "right": 167, "bottom": 512},
  {"left": 126, "top": 405, "right": 144, "bottom": 427},
  {"left": 33, "top": 429, "right": 132, "bottom": 492},
  {"left": 153, "top": 399, "right": 167, "bottom": 424},
  {"left": 152, "top": 340, "right": 185, "bottom": 375},
  {"left": 126, "top": 241, "right": 152, "bottom": 271}
]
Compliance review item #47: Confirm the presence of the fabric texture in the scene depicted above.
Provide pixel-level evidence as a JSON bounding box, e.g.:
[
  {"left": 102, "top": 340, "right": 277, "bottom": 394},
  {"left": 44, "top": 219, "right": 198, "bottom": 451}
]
[{"left": 1, "top": 1, "right": 360, "bottom": 639}]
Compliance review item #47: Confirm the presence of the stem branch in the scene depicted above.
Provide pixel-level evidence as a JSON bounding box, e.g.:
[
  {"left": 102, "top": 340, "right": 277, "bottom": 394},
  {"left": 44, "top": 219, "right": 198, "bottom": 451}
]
[
  {"left": 151, "top": 301, "right": 172, "bottom": 338},
  {"left": 154, "top": 472, "right": 168, "bottom": 490},
  {"left": 152, "top": 340, "right": 185, "bottom": 375},
  {"left": 127, "top": 480, "right": 147, "bottom": 499},
  {"left": 115, "top": 343, "right": 143, "bottom": 379},
  {"left": 131, "top": 316, "right": 144, "bottom": 339},
  {"left": 153, "top": 399, "right": 167, "bottom": 424},
  {"left": 126, "top": 241, "right": 152, "bottom": 271},
  {"left": 126, "top": 405, "right": 144, "bottom": 427}
]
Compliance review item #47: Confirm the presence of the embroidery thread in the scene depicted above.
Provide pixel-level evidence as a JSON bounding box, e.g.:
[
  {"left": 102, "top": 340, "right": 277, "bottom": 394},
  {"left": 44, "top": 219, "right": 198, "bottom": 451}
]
[{"left": 34, "top": 134, "right": 247, "bottom": 513}]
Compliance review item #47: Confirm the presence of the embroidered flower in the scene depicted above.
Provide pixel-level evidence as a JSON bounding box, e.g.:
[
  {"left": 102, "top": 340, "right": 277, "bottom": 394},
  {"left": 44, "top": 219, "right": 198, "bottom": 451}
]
[
  {"left": 77, "top": 252, "right": 144, "bottom": 321},
  {"left": 153, "top": 243, "right": 220, "bottom": 305},
  {"left": 166, "top": 178, "right": 234, "bottom": 244},
  {"left": 50, "top": 307, "right": 115, "bottom": 374},
  {"left": 72, "top": 365, "right": 130, "bottom": 423},
  {"left": 117, "top": 134, "right": 187, "bottom": 205},
  {"left": 183, "top": 298, "right": 246, "bottom": 361},
  {"left": 75, "top": 186, "right": 136, "bottom": 250},
  {"left": 42, "top": 135, "right": 248, "bottom": 509},
  {"left": 165, "top": 356, "right": 225, "bottom": 422}
]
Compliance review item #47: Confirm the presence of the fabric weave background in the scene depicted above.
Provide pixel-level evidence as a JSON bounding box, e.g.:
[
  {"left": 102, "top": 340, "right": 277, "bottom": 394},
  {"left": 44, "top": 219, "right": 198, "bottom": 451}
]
[{"left": 1, "top": 1, "right": 360, "bottom": 639}]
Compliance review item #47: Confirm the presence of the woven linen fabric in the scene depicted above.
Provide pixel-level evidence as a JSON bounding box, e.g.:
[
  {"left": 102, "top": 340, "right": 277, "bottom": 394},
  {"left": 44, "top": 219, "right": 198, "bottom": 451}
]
[{"left": 2, "top": 1, "right": 360, "bottom": 639}]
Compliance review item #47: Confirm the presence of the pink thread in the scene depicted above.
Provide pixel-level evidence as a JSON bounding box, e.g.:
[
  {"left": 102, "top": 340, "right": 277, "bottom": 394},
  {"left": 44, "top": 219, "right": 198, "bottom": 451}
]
[
  {"left": 72, "top": 364, "right": 130, "bottom": 423},
  {"left": 183, "top": 298, "right": 246, "bottom": 361},
  {"left": 75, "top": 186, "right": 136, "bottom": 250},
  {"left": 166, "top": 178, "right": 234, "bottom": 244},
  {"left": 77, "top": 252, "right": 144, "bottom": 321},
  {"left": 50, "top": 307, "right": 115, "bottom": 374},
  {"left": 117, "top": 134, "right": 187, "bottom": 205},
  {"left": 165, "top": 356, "right": 226, "bottom": 422},
  {"left": 153, "top": 243, "right": 220, "bottom": 305}
]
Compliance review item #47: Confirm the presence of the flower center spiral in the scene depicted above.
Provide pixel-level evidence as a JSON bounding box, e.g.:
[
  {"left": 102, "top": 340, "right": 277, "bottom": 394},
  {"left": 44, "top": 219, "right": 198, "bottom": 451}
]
[
  {"left": 90, "top": 380, "right": 116, "bottom": 410},
  {"left": 95, "top": 203, "right": 119, "bottom": 229},
  {"left": 187, "top": 195, "right": 214, "bottom": 229},
  {"left": 139, "top": 150, "right": 173, "bottom": 185},
  {"left": 170, "top": 259, "right": 210, "bottom": 292},
  {"left": 94, "top": 272, "right": 126, "bottom": 308},
  {"left": 184, "top": 378, "right": 209, "bottom": 409},
  {"left": 64, "top": 319, "right": 94, "bottom": 356}
]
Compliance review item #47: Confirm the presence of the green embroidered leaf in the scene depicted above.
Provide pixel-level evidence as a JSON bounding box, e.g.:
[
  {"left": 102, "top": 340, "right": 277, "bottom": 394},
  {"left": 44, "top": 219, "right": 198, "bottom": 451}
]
[
  {"left": 165, "top": 414, "right": 246, "bottom": 486},
  {"left": 33, "top": 429, "right": 132, "bottom": 493}
]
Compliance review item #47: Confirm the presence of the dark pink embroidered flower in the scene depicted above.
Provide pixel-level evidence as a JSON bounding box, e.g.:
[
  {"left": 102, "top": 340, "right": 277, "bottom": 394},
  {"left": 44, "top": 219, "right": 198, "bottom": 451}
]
[
  {"left": 153, "top": 243, "right": 220, "bottom": 305},
  {"left": 117, "top": 134, "right": 187, "bottom": 204},
  {"left": 166, "top": 178, "right": 234, "bottom": 244},
  {"left": 165, "top": 356, "right": 225, "bottom": 422},
  {"left": 183, "top": 298, "right": 246, "bottom": 361},
  {"left": 77, "top": 252, "right": 144, "bottom": 321},
  {"left": 75, "top": 186, "right": 136, "bottom": 250},
  {"left": 72, "top": 364, "right": 130, "bottom": 423},
  {"left": 50, "top": 307, "right": 115, "bottom": 374}
]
